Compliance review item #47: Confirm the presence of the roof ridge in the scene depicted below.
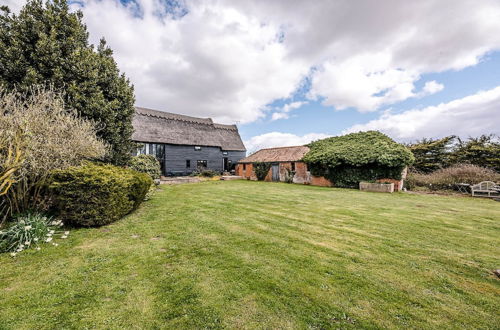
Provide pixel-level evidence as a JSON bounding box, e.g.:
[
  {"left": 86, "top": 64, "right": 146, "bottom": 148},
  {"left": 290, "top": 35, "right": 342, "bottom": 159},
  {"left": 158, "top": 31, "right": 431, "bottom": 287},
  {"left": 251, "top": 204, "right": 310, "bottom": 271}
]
[{"left": 258, "top": 145, "right": 307, "bottom": 151}]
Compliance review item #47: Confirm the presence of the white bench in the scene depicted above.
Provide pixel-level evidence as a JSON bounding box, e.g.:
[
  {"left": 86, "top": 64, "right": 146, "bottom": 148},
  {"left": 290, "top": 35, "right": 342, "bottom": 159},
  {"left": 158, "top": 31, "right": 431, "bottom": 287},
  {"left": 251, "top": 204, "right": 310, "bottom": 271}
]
[{"left": 471, "top": 181, "right": 500, "bottom": 198}]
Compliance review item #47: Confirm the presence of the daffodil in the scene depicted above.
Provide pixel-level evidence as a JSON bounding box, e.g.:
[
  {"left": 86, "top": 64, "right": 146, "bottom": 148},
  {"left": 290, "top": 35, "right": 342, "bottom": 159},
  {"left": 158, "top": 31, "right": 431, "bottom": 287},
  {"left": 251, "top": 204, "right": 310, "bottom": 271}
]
[{"left": 24, "top": 225, "right": 32, "bottom": 230}]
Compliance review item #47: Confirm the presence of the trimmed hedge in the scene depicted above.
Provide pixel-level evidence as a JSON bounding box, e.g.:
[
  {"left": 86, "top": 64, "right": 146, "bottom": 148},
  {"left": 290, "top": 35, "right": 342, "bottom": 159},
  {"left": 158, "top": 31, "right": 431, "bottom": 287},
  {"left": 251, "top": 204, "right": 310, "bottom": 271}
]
[
  {"left": 129, "top": 154, "right": 161, "bottom": 180},
  {"left": 303, "top": 131, "right": 414, "bottom": 188},
  {"left": 49, "top": 163, "right": 152, "bottom": 227}
]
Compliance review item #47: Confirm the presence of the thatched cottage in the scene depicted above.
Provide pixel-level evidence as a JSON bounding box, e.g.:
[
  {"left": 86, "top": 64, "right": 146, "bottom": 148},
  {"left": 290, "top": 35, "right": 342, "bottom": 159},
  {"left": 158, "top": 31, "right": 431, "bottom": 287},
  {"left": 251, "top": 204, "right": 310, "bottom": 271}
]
[{"left": 132, "top": 107, "right": 246, "bottom": 176}]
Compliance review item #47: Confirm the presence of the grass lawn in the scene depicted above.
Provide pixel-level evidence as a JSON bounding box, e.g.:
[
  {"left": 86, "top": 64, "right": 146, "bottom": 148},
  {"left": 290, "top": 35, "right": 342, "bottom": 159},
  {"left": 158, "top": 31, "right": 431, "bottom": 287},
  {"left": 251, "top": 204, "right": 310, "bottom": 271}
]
[{"left": 1, "top": 181, "right": 499, "bottom": 329}]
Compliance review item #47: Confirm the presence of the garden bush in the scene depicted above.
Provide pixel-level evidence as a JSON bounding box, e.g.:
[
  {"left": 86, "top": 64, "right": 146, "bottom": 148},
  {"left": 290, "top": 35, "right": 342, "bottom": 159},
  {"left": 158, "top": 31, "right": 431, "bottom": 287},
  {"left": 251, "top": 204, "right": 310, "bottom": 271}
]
[
  {"left": 0, "top": 88, "right": 107, "bottom": 224},
  {"left": 406, "top": 164, "right": 500, "bottom": 191},
  {"left": 253, "top": 162, "right": 271, "bottom": 181},
  {"left": 303, "top": 131, "right": 414, "bottom": 188},
  {"left": 129, "top": 154, "right": 161, "bottom": 180},
  {"left": 49, "top": 163, "right": 152, "bottom": 227},
  {"left": 200, "top": 170, "right": 218, "bottom": 178}
]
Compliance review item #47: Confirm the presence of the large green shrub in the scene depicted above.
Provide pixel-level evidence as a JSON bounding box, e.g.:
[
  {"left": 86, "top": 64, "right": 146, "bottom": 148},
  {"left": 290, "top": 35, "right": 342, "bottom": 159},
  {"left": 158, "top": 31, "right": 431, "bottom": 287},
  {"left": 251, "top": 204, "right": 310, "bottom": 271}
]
[
  {"left": 129, "top": 154, "right": 161, "bottom": 180},
  {"left": 303, "top": 131, "right": 414, "bottom": 188},
  {"left": 0, "top": 1, "right": 136, "bottom": 165},
  {"left": 253, "top": 162, "right": 271, "bottom": 181},
  {"left": 49, "top": 163, "right": 152, "bottom": 227}
]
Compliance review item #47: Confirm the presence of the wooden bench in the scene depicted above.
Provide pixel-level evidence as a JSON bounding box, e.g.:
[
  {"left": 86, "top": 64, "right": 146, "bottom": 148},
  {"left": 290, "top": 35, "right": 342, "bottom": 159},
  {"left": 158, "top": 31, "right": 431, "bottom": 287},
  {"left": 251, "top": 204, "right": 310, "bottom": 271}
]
[{"left": 471, "top": 181, "right": 500, "bottom": 198}]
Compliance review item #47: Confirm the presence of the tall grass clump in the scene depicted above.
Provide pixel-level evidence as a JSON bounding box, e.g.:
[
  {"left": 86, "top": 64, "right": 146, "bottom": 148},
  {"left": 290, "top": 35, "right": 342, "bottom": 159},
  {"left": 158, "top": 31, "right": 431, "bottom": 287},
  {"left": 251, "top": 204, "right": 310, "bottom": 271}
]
[
  {"left": 406, "top": 164, "right": 500, "bottom": 191},
  {"left": 0, "top": 212, "right": 69, "bottom": 256}
]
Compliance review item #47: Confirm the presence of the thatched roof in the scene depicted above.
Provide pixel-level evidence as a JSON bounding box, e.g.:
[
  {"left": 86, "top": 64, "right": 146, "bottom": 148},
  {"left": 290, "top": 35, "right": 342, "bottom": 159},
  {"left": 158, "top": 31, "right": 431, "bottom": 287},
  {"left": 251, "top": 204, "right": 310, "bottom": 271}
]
[
  {"left": 132, "top": 107, "right": 246, "bottom": 151},
  {"left": 239, "top": 146, "right": 310, "bottom": 163}
]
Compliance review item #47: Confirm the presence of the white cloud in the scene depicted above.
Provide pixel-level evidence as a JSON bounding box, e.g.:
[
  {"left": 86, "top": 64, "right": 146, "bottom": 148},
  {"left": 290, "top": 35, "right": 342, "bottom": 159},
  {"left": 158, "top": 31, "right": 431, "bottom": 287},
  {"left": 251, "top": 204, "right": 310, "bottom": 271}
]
[
  {"left": 245, "top": 132, "right": 330, "bottom": 154},
  {"left": 343, "top": 86, "right": 500, "bottom": 141},
  {"left": 69, "top": 0, "right": 309, "bottom": 124},
  {"left": 270, "top": 100, "right": 307, "bottom": 121},
  {"left": 3, "top": 0, "right": 500, "bottom": 121}
]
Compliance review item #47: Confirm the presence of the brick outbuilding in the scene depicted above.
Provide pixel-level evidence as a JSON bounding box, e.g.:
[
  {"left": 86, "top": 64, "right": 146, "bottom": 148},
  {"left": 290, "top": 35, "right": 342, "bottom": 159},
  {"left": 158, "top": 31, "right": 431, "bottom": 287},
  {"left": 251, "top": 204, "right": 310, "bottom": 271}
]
[{"left": 235, "top": 145, "right": 406, "bottom": 190}]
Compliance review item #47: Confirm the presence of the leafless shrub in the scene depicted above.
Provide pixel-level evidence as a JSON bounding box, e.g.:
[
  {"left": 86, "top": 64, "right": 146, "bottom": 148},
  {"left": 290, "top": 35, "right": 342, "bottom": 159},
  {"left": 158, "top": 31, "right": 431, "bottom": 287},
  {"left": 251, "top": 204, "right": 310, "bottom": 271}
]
[
  {"left": 0, "top": 87, "right": 107, "bottom": 223},
  {"left": 406, "top": 164, "right": 500, "bottom": 191}
]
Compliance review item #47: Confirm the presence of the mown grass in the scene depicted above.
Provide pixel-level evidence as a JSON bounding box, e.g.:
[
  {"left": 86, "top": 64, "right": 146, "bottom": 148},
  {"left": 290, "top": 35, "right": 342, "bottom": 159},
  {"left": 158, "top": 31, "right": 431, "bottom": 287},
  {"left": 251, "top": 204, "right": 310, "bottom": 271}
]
[{"left": 1, "top": 180, "right": 499, "bottom": 329}]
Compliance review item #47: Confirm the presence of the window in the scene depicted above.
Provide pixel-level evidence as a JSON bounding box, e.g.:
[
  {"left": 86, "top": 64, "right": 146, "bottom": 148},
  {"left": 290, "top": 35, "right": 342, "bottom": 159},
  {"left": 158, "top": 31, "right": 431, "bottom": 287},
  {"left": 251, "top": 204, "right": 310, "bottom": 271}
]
[
  {"left": 186, "top": 160, "right": 191, "bottom": 168},
  {"left": 243, "top": 164, "right": 246, "bottom": 170},
  {"left": 194, "top": 146, "right": 201, "bottom": 151},
  {"left": 291, "top": 162, "right": 295, "bottom": 171},
  {"left": 197, "top": 160, "right": 207, "bottom": 169}
]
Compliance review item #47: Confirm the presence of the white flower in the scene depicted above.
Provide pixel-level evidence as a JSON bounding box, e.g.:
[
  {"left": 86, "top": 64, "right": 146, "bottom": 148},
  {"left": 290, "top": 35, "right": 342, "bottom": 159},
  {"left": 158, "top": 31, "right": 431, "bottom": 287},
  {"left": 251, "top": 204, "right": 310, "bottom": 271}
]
[
  {"left": 19, "top": 220, "right": 25, "bottom": 224},
  {"left": 50, "top": 221, "right": 58, "bottom": 226},
  {"left": 35, "top": 247, "right": 41, "bottom": 251},
  {"left": 46, "top": 233, "right": 52, "bottom": 237},
  {"left": 24, "top": 225, "right": 32, "bottom": 230},
  {"left": 52, "top": 243, "right": 59, "bottom": 247},
  {"left": 33, "top": 237, "right": 39, "bottom": 242},
  {"left": 64, "top": 231, "right": 70, "bottom": 235},
  {"left": 10, "top": 252, "right": 16, "bottom": 257},
  {"left": 16, "top": 248, "right": 23, "bottom": 252},
  {"left": 59, "top": 223, "right": 64, "bottom": 227},
  {"left": 45, "top": 237, "right": 52, "bottom": 242},
  {"left": 24, "top": 241, "right": 31, "bottom": 246},
  {"left": 42, "top": 217, "right": 47, "bottom": 221},
  {"left": 49, "top": 230, "right": 55, "bottom": 234},
  {"left": 61, "top": 235, "right": 67, "bottom": 239}
]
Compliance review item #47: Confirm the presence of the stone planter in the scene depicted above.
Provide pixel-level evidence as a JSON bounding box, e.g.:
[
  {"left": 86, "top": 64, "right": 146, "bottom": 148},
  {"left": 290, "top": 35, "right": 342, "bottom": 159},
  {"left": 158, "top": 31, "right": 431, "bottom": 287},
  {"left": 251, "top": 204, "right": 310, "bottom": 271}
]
[{"left": 359, "top": 182, "right": 394, "bottom": 193}]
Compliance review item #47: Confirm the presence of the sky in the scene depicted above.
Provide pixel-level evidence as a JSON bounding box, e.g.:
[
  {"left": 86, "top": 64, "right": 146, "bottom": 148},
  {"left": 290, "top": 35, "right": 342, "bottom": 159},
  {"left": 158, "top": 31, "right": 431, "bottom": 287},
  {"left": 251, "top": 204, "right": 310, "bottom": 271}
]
[{"left": 3, "top": 0, "right": 500, "bottom": 153}]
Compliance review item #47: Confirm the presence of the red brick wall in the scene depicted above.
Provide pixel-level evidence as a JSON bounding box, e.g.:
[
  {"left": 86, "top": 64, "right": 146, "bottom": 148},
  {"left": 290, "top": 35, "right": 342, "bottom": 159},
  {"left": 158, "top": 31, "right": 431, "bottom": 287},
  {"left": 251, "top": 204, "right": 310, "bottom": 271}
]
[{"left": 236, "top": 162, "right": 405, "bottom": 190}]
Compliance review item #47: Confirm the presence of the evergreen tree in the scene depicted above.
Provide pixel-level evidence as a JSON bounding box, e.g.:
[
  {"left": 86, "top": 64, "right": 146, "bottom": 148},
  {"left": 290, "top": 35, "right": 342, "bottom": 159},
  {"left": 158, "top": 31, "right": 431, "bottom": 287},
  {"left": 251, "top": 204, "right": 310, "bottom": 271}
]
[
  {"left": 407, "top": 136, "right": 455, "bottom": 173},
  {"left": 0, "top": 0, "right": 135, "bottom": 165},
  {"left": 451, "top": 135, "right": 500, "bottom": 171}
]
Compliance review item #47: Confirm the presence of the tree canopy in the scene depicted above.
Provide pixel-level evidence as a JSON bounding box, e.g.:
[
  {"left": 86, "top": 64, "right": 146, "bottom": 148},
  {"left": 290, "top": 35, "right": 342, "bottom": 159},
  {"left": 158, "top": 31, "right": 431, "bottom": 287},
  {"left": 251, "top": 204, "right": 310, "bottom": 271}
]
[
  {"left": 408, "top": 135, "right": 500, "bottom": 173},
  {"left": 0, "top": 0, "right": 135, "bottom": 165},
  {"left": 303, "top": 131, "right": 414, "bottom": 188},
  {"left": 303, "top": 131, "right": 414, "bottom": 168}
]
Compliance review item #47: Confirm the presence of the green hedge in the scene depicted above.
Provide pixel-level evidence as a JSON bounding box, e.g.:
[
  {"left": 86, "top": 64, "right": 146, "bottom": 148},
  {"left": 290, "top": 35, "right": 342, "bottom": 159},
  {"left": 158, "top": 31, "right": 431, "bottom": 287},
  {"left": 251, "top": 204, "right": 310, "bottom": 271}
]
[
  {"left": 49, "top": 163, "right": 152, "bottom": 227},
  {"left": 303, "top": 131, "right": 414, "bottom": 188},
  {"left": 129, "top": 154, "right": 161, "bottom": 180}
]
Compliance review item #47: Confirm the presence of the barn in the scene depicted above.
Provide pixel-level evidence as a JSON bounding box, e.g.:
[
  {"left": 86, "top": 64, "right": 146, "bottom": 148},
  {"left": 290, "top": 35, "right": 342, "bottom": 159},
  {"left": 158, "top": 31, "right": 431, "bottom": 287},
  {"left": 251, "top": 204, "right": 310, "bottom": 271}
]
[
  {"left": 235, "top": 131, "right": 414, "bottom": 191},
  {"left": 132, "top": 107, "right": 246, "bottom": 176},
  {"left": 235, "top": 145, "right": 333, "bottom": 186}
]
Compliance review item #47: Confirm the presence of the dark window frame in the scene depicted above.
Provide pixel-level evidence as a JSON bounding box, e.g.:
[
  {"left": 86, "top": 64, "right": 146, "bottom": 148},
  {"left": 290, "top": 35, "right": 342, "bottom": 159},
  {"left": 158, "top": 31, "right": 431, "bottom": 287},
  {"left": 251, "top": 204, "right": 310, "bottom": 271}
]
[
  {"left": 291, "top": 162, "right": 295, "bottom": 171},
  {"left": 186, "top": 160, "right": 191, "bottom": 168},
  {"left": 197, "top": 160, "right": 208, "bottom": 168}
]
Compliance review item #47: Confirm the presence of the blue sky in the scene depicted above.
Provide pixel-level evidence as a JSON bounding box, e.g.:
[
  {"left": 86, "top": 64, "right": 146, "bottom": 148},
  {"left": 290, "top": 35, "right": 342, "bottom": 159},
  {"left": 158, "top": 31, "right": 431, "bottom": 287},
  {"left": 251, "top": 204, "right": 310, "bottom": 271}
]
[
  {"left": 4, "top": 0, "right": 500, "bottom": 151},
  {"left": 240, "top": 52, "right": 500, "bottom": 143}
]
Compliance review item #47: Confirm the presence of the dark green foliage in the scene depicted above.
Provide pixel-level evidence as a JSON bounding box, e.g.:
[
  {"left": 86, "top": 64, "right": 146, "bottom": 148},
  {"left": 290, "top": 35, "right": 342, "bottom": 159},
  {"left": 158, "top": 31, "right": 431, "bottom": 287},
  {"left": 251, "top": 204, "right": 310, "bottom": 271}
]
[
  {"left": 0, "top": 0, "right": 135, "bottom": 165},
  {"left": 408, "top": 135, "right": 500, "bottom": 173},
  {"left": 129, "top": 154, "right": 161, "bottom": 180},
  {"left": 303, "top": 131, "right": 414, "bottom": 188},
  {"left": 200, "top": 170, "right": 218, "bottom": 177},
  {"left": 407, "top": 136, "right": 455, "bottom": 173},
  {"left": 49, "top": 163, "right": 152, "bottom": 227},
  {"left": 253, "top": 162, "right": 271, "bottom": 181},
  {"left": 451, "top": 135, "right": 500, "bottom": 171}
]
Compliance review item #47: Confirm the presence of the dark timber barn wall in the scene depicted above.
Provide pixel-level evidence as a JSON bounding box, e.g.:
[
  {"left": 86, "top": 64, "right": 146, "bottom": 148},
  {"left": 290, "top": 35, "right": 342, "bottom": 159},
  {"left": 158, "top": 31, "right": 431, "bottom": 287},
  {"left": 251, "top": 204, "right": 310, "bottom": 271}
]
[
  {"left": 164, "top": 145, "right": 245, "bottom": 173},
  {"left": 132, "top": 107, "right": 246, "bottom": 176}
]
